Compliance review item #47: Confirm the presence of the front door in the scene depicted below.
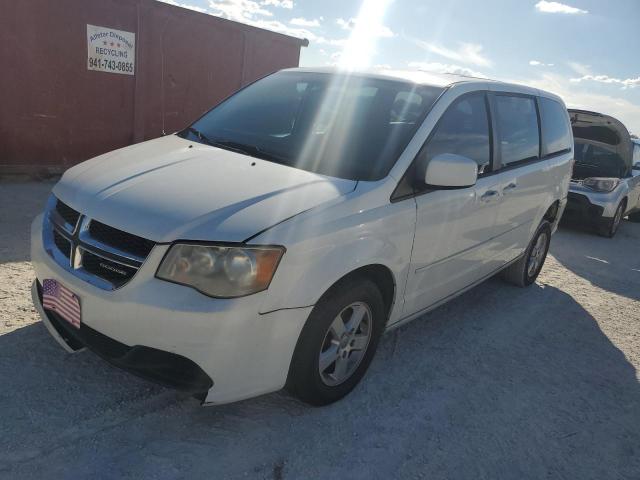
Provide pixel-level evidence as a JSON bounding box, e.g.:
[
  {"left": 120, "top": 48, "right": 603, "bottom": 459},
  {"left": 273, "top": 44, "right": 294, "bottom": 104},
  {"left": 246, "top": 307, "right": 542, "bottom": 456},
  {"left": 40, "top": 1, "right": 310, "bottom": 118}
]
[{"left": 402, "top": 92, "right": 505, "bottom": 317}]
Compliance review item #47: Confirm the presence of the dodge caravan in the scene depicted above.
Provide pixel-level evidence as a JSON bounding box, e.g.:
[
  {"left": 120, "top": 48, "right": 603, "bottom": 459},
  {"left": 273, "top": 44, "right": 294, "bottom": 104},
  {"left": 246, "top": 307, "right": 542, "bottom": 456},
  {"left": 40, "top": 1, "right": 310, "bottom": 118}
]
[{"left": 31, "top": 68, "right": 573, "bottom": 405}]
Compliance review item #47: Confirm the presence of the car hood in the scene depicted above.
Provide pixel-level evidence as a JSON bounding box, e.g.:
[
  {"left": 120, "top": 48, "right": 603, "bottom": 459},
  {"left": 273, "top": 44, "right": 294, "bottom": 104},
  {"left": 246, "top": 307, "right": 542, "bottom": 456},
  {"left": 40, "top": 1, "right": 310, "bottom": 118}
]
[
  {"left": 53, "top": 135, "right": 356, "bottom": 243},
  {"left": 569, "top": 109, "right": 634, "bottom": 179}
]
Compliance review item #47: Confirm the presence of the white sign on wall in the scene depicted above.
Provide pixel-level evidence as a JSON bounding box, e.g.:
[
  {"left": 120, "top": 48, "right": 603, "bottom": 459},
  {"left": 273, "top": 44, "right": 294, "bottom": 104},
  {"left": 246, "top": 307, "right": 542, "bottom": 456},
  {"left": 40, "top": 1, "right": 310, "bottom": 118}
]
[{"left": 87, "top": 24, "right": 135, "bottom": 75}]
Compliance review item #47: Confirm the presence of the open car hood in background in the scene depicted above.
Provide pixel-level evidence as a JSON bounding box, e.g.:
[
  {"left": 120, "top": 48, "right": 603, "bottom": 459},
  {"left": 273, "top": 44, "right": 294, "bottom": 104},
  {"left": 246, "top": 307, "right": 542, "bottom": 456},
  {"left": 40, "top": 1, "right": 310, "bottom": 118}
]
[{"left": 569, "top": 109, "right": 634, "bottom": 177}]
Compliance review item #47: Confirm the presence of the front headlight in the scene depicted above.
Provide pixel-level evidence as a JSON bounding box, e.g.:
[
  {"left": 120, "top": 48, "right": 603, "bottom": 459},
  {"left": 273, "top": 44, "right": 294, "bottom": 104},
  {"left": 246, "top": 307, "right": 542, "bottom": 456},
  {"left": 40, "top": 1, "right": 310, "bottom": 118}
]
[
  {"left": 583, "top": 177, "right": 620, "bottom": 193},
  {"left": 156, "top": 244, "right": 285, "bottom": 298}
]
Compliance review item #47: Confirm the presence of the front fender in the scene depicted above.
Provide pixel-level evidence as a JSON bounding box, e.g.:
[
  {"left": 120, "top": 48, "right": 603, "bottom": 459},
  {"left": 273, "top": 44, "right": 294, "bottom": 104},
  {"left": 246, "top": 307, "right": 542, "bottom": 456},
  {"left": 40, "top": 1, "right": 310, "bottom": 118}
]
[{"left": 255, "top": 198, "right": 416, "bottom": 325}]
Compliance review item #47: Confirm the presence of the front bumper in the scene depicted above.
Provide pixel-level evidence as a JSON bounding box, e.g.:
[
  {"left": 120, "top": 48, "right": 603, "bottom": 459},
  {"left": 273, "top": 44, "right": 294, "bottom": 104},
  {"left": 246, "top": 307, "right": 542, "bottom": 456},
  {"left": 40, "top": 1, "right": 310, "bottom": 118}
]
[
  {"left": 563, "top": 191, "right": 608, "bottom": 226},
  {"left": 565, "top": 182, "right": 626, "bottom": 221},
  {"left": 33, "top": 280, "right": 213, "bottom": 393},
  {"left": 31, "top": 214, "right": 312, "bottom": 405}
]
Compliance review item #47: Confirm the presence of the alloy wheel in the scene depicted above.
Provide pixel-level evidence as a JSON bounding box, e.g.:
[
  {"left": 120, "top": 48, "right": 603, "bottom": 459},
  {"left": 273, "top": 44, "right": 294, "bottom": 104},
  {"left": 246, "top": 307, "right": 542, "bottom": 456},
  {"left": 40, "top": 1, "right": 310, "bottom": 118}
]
[
  {"left": 318, "top": 302, "right": 372, "bottom": 386},
  {"left": 527, "top": 232, "right": 548, "bottom": 278},
  {"left": 611, "top": 204, "right": 624, "bottom": 235}
]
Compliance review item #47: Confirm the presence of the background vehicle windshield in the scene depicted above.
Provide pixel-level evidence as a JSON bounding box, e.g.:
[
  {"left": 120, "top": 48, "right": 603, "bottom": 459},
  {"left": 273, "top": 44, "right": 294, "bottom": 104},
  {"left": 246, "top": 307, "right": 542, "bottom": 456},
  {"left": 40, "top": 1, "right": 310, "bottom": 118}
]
[
  {"left": 182, "top": 72, "right": 444, "bottom": 181},
  {"left": 573, "top": 141, "right": 628, "bottom": 179}
]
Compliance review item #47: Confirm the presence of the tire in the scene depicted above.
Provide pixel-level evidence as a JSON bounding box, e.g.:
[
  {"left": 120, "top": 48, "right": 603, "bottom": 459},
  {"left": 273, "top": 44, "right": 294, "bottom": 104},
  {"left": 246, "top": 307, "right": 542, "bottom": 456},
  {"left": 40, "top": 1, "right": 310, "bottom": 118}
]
[
  {"left": 502, "top": 220, "right": 552, "bottom": 288},
  {"left": 286, "top": 277, "right": 386, "bottom": 406},
  {"left": 597, "top": 200, "right": 625, "bottom": 238}
]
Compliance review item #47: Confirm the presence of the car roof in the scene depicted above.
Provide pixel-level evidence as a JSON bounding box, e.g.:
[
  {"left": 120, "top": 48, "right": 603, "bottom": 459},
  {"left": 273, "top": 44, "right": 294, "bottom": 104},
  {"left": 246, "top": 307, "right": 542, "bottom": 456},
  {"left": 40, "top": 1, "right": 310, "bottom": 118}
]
[{"left": 280, "top": 67, "right": 561, "bottom": 101}]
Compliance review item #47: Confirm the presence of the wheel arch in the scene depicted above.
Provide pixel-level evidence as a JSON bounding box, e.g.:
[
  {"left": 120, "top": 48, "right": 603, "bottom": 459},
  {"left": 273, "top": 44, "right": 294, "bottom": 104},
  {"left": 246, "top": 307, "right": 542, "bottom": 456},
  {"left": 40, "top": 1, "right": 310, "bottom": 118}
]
[
  {"left": 319, "top": 264, "right": 397, "bottom": 322},
  {"left": 620, "top": 195, "right": 629, "bottom": 212},
  {"left": 543, "top": 200, "right": 561, "bottom": 223}
]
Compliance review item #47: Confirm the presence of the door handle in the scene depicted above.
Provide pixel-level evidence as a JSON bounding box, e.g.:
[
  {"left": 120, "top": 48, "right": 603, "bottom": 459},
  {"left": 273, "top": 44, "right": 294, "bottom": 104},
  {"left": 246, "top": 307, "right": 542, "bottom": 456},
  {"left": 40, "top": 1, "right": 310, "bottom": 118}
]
[
  {"left": 480, "top": 190, "right": 499, "bottom": 202},
  {"left": 502, "top": 183, "right": 517, "bottom": 193}
]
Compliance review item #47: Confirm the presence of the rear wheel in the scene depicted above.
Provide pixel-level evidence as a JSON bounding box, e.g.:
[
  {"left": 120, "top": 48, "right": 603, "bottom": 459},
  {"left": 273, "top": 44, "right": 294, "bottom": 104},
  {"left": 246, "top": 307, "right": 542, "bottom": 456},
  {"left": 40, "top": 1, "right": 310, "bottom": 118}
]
[
  {"left": 287, "top": 278, "right": 385, "bottom": 406},
  {"left": 598, "top": 200, "right": 625, "bottom": 238},
  {"left": 502, "top": 220, "right": 552, "bottom": 287}
]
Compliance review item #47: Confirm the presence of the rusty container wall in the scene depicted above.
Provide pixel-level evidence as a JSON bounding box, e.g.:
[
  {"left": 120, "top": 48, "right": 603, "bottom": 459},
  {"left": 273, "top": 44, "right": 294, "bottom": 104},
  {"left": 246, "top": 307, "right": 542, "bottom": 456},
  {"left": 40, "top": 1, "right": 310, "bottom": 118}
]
[{"left": 0, "top": 0, "right": 305, "bottom": 174}]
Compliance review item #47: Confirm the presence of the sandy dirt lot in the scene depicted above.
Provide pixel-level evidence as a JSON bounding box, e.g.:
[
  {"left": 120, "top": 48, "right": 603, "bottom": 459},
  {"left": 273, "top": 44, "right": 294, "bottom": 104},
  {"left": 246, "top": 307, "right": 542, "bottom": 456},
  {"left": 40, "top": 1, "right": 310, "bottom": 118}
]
[{"left": 1, "top": 181, "right": 638, "bottom": 479}]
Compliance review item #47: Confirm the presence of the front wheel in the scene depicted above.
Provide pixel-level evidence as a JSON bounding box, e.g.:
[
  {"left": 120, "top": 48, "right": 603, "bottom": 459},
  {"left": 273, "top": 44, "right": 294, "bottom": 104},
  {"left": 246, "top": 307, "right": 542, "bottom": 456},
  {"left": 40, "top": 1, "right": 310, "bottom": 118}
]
[
  {"left": 598, "top": 201, "right": 625, "bottom": 238},
  {"left": 502, "top": 220, "right": 552, "bottom": 287},
  {"left": 286, "top": 278, "right": 385, "bottom": 406}
]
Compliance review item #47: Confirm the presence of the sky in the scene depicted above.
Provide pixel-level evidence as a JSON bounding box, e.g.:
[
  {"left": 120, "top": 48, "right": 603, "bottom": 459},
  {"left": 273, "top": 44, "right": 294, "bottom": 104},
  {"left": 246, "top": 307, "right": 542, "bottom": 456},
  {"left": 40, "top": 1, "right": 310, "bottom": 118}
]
[{"left": 159, "top": 0, "right": 640, "bottom": 134}]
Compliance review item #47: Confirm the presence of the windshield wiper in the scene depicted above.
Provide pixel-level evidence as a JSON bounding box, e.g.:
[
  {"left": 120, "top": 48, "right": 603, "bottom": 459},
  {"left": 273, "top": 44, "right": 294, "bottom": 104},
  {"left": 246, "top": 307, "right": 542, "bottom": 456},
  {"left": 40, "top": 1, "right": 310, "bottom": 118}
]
[
  {"left": 184, "top": 128, "right": 287, "bottom": 164},
  {"left": 210, "top": 139, "right": 287, "bottom": 164},
  {"left": 184, "top": 127, "right": 217, "bottom": 147}
]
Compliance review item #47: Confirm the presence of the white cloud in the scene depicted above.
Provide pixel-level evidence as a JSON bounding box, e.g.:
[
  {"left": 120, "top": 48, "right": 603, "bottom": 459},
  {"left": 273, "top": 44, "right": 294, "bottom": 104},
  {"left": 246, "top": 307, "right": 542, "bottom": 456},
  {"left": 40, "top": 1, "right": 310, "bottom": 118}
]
[
  {"left": 243, "top": 18, "right": 346, "bottom": 46},
  {"left": 566, "top": 62, "right": 640, "bottom": 89},
  {"left": 157, "top": 0, "right": 207, "bottom": 13},
  {"left": 568, "top": 61, "right": 591, "bottom": 76},
  {"left": 336, "top": 18, "right": 354, "bottom": 29},
  {"left": 517, "top": 72, "right": 640, "bottom": 135},
  {"left": 261, "top": 0, "right": 293, "bottom": 8},
  {"left": 207, "top": 1, "right": 346, "bottom": 44},
  {"left": 570, "top": 74, "right": 640, "bottom": 89},
  {"left": 409, "top": 61, "right": 487, "bottom": 78},
  {"left": 336, "top": 17, "right": 395, "bottom": 38},
  {"left": 208, "top": 0, "right": 272, "bottom": 21},
  {"left": 529, "top": 60, "right": 554, "bottom": 67},
  {"left": 290, "top": 17, "right": 321, "bottom": 27},
  {"left": 535, "top": 1, "right": 588, "bottom": 14},
  {"left": 320, "top": 37, "right": 348, "bottom": 47},
  {"left": 248, "top": 19, "right": 311, "bottom": 37},
  {"left": 413, "top": 40, "right": 492, "bottom": 67}
]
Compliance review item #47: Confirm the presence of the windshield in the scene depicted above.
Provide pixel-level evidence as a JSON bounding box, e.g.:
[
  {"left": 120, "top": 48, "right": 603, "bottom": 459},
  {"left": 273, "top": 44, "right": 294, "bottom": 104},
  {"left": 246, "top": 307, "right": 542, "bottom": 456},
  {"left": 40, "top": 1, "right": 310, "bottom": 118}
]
[{"left": 180, "top": 71, "right": 444, "bottom": 181}]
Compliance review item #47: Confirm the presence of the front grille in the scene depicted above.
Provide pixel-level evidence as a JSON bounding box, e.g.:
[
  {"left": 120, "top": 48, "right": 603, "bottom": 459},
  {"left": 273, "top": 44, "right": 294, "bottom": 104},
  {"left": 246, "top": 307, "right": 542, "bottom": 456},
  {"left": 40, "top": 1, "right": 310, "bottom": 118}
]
[
  {"left": 567, "top": 192, "right": 589, "bottom": 206},
  {"left": 82, "top": 251, "right": 138, "bottom": 288},
  {"left": 53, "top": 230, "right": 72, "bottom": 258},
  {"left": 46, "top": 195, "right": 156, "bottom": 290},
  {"left": 55, "top": 200, "right": 80, "bottom": 226},
  {"left": 565, "top": 192, "right": 604, "bottom": 220},
  {"left": 89, "top": 221, "right": 155, "bottom": 258}
]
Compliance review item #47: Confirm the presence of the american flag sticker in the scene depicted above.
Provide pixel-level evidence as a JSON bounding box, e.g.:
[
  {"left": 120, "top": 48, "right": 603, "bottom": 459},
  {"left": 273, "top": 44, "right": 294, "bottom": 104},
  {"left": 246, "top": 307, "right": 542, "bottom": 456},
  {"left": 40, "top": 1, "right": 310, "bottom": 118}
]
[{"left": 42, "top": 279, "right": 81, "bottom": 329}]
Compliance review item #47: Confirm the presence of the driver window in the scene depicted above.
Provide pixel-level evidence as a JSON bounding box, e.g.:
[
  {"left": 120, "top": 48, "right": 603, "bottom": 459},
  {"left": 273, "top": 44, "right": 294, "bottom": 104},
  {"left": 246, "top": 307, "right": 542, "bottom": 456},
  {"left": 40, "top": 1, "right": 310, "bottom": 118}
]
[{"left": 420, "top": 93, "right": 491, "bottom": 175}]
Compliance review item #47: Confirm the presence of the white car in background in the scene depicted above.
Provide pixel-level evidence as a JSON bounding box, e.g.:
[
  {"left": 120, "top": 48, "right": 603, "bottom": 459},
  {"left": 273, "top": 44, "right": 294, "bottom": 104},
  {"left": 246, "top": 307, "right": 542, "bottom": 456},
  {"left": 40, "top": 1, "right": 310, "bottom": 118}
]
[
  {"left": 564, "top": 110, "right": 640, "bottom": 237},
  {"left": 31, "top": 68, "right": 572, "bottom": 406}
]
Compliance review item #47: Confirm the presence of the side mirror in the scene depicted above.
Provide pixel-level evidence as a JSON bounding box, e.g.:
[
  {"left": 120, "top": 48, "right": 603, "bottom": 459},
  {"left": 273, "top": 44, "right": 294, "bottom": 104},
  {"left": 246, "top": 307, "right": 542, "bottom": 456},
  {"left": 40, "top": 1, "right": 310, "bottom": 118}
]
[{"left": 424, "top": 153, "right": 478, "bottom": 188}]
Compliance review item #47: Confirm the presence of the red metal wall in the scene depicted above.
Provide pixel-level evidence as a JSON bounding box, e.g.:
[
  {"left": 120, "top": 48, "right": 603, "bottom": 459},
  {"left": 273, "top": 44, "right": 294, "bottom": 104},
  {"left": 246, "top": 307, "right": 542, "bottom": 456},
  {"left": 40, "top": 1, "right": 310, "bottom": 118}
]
[{"left": 0, "top": 0, "right": 305, "bottom": 174}]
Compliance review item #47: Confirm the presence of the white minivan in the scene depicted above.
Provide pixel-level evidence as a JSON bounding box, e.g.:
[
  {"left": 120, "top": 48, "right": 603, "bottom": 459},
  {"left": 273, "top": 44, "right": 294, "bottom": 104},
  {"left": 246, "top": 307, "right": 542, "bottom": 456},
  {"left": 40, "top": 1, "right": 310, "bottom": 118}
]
[{"left": 31, "top": 68, "right": 572, "bottom": 406}]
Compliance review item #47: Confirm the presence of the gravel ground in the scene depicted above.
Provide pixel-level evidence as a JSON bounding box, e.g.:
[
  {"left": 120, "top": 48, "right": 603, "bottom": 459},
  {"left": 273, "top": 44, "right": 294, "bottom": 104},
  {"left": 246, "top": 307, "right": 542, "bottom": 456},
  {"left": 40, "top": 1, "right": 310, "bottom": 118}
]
[{"left": 1, "top": 181, "right": 639, "bottom": 480}]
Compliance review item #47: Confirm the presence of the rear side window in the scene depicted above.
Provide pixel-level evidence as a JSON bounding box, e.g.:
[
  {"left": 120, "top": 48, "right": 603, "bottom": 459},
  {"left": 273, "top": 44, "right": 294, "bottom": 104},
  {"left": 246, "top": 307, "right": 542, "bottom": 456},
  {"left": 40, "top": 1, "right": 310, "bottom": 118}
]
[
  {"left": 539, "top": 97, "right": 572, "bottom": 156},
  {"left": 495, "top": 95, "right": 540, "bottom": 166},
  {"left": 422, "top": 93, "right": 491, "bottom": 174}
]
